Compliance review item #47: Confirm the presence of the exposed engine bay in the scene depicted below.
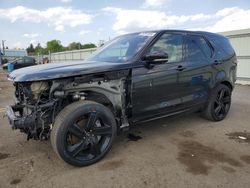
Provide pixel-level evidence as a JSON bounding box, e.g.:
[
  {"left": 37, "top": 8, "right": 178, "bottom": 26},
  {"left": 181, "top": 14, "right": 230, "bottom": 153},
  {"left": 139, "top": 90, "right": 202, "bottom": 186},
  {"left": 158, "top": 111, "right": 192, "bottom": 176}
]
[{"left": 7, "top": 70, "right": 130, "bottom": 140}]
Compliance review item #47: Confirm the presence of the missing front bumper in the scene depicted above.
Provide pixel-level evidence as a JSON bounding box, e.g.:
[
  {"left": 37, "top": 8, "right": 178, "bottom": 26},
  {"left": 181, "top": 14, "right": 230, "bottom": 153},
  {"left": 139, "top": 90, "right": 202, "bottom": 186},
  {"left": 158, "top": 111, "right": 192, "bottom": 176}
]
[{"left": 6, "top": 105, "right": 35, "bottom": 129}]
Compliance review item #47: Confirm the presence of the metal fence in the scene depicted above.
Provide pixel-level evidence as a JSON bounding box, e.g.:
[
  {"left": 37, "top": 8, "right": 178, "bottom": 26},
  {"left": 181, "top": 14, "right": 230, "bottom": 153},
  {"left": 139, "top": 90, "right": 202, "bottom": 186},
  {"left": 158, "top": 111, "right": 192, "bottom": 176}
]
[
  {"left": 50, "top": 48, "right": 97, "bottom": 63},
  {"left": 31, "top": 48, "right": 97, "bottom": 64}
]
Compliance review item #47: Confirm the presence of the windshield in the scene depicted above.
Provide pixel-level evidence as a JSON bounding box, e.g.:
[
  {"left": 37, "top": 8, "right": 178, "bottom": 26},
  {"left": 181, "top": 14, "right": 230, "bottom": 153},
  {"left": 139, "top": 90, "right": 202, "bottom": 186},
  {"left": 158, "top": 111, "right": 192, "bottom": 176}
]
[{"left": 87, "top": 32, "right": 156, "bottom": 63}]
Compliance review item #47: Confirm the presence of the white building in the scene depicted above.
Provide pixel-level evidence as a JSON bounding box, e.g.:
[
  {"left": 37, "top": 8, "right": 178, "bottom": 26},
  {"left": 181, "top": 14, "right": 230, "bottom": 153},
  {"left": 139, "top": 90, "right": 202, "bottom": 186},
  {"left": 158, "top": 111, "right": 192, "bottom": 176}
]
[
  {"left": 3, "top": 49, "right": 27, "bottom": 57},
  {"left": 221, "top": 28, "right": 250, "bottom": 84}
]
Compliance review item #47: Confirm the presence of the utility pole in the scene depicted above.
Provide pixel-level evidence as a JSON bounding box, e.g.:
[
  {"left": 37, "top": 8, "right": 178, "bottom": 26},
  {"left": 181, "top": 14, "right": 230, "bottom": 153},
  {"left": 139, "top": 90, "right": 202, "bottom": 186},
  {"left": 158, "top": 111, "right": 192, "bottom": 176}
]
[
  {"left": 2, "top": 40, "right": 6, "bottom": 55},
  {"left": 98, "top": 40, "right": 105, "bottom": 47},
  {"left": 0, "top": 46, "right": 2, "bottom": 67}
]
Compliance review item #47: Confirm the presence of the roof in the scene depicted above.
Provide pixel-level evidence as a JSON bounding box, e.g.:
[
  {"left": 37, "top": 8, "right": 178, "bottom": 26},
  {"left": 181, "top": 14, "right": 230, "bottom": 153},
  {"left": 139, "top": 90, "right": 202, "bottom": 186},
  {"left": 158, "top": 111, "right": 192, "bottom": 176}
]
[{"left": 128, "top": 29, "right": 226, "bottom": 39}]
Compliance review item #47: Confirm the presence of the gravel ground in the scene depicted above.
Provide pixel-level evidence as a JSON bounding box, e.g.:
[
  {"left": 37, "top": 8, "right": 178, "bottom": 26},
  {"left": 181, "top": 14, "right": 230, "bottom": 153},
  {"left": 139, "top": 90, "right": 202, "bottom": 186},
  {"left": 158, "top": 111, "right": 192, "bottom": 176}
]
[{"left": 0, "top": 69, "right": 250, "bottom": 188}]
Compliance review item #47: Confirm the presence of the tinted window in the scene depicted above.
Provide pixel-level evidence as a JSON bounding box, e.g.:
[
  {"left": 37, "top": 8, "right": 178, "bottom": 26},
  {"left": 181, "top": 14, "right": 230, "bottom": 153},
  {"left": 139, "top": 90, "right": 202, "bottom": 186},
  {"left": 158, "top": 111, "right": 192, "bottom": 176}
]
[
  {"left": 222, "top": 39, "right": 234, "bottom": 55},
  {"left": 185, "top": 35, "right": 212, "bottom": 61},
  {"left": 210, "top": 36, "right": 234, "bottom": 56},
  {"left": 147, "top": 33, "right": 183, "bottom": 62}
]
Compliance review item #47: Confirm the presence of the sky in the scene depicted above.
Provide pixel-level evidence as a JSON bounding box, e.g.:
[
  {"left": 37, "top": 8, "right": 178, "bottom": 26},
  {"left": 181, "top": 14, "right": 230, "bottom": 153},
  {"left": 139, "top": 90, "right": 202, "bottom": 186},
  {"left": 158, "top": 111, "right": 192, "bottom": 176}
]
[{"left": 0, "top": 0, "right": 250, "bottom": 49}]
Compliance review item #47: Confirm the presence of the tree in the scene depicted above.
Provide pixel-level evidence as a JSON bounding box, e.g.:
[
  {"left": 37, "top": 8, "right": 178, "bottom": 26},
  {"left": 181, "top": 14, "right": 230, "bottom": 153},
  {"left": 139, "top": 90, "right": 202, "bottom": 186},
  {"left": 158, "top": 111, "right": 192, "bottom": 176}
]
[
  {"left": 81, "top": 43, "right": 96, "bottom": 49},
  {"left": 46, "top": 40, "right": 64, "bottom": 53},
  {"left": 34, "top": 43, "right": 47, "bottom": 55},
  {"left": 28, "top": 40, "right": 97, "bottom": 55},
  {"left": 67, "top": 42, "right": 96, "bottom": 50},
  {"left": 68, "top": 42, "right": 82, "bottom": 50},
  {"left": 26, "top": 44, "right": 35, "bottom": 55}
]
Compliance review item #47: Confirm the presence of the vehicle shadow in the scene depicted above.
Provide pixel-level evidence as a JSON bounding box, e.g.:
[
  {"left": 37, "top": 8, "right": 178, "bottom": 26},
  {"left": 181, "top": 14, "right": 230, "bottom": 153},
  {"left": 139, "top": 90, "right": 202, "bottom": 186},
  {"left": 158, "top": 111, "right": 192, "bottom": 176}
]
[{"left": 110, "top": 112, "right": 209, "bottom": 157}]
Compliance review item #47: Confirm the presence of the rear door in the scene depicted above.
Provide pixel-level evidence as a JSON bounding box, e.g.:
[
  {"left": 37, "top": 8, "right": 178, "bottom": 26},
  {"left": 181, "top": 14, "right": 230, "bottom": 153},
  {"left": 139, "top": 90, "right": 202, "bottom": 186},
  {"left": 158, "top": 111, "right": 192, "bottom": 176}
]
[{"left": 177, "top": 34, "right": 214, "bottom": 108}]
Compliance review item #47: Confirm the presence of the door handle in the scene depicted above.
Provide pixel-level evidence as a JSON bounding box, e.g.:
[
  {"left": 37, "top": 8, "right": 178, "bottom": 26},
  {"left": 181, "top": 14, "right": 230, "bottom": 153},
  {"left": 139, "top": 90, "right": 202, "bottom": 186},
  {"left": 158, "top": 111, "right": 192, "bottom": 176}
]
[
  {"left": 214, "top": 60, "right": 222, "bottom": 65},
  {"left": 176, "top": 65, "right": 185, "bottom": 71}
]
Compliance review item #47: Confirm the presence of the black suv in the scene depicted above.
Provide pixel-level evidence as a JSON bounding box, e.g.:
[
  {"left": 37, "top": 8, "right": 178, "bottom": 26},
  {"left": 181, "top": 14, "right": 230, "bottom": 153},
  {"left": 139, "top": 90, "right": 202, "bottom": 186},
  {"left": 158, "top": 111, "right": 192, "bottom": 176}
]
[
  {"left": 3, "top": 56, "right": 36, "bottom": 70},
  {"left": 7, "top": 30, "right": 237, "bottom": 166}
]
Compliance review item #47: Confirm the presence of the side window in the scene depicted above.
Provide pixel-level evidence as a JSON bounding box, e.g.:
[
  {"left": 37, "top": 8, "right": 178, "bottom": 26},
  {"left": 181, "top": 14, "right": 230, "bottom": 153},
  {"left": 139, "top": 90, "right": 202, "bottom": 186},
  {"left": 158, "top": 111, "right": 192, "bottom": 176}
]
[
  {"left": 147, "top": 33, "right": 183, "bottom": 63},
  {"left": 185, "top": 35, "right": 212, "bottom": 61},
  {"left": 16, "top": 58, "right": 23, "bottom": 64},
  {"left": 21, "top": 57, "right": 26, "bottom": 64}
]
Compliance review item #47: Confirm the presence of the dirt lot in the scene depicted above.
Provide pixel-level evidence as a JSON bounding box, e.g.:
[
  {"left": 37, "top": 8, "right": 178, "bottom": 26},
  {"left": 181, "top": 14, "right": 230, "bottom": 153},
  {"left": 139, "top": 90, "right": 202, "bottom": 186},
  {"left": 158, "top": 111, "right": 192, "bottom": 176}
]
[{"left": 0, "top": 69, "right": 250, "bottom": 188}]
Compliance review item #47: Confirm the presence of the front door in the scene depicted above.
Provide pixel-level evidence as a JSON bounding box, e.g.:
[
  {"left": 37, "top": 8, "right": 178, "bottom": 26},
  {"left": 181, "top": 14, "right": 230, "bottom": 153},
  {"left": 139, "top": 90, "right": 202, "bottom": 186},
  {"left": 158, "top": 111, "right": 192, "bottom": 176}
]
[{"left": 131, "top": 33, "right": 185, "bottom": 122}]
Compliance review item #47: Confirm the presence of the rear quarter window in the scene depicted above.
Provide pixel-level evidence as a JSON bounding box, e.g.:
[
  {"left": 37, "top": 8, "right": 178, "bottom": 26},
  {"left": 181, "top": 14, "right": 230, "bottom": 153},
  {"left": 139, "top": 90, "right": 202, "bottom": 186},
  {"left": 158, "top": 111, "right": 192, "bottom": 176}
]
[
  {"left": 207, "top": 35, "right": 235, "bottom": 58},
  {"left": 218, "top": 38, "right": 234, "bottom": 55}
]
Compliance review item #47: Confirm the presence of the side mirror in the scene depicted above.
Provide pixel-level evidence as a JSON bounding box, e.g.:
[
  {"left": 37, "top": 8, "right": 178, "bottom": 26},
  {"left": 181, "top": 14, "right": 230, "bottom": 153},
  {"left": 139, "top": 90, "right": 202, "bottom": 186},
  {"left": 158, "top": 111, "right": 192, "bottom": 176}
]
[{"left": 143, "top": 51, "right": 168, "bottom": 64}]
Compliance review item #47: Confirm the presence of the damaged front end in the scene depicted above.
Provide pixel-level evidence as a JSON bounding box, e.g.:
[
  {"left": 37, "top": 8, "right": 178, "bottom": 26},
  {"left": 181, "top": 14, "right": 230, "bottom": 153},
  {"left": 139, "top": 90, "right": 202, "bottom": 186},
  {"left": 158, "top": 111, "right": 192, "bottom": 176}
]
[
  {"left": 6, "top": 81, "right": 57, "bottom": 140},
  {"left": 6, "top": 70, "right": 130, "bottom": 141}
]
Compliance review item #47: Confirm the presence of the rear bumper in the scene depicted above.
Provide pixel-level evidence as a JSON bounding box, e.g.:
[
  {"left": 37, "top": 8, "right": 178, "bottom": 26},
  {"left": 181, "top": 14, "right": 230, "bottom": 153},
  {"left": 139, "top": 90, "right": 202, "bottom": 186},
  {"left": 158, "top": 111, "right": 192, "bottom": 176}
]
[{"left": 6, "top": 105, "right": 35, "bottom": 129}]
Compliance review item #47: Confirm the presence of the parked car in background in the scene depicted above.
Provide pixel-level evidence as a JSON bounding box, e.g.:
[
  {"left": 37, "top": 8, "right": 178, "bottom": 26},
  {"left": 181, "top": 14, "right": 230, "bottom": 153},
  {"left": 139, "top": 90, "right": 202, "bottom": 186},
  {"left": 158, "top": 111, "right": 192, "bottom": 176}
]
[
  {"left": 3, "top": 56, "right": 36, "bottom": 70},
  {"left": 7, "top": 30, "right": 237, "bottom": 167}
]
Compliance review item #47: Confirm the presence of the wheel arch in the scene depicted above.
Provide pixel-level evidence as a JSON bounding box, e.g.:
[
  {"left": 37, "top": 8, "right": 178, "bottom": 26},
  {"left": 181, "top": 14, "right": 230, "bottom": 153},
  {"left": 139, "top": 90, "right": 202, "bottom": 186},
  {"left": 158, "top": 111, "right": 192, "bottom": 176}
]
[
  {"left": 84, "top": 90, "right": 116, "bottom": 113},
  {"left": 52, "top": 76, "right": 130, "bottom": 129},
  {"left": 220, "top": 80, "right": 233, "bottom": 91}
]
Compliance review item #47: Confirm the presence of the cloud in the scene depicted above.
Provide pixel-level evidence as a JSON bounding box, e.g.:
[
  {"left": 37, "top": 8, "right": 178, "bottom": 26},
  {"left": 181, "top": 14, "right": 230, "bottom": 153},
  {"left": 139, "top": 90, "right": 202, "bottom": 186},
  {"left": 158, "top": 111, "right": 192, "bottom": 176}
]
[
  {"left": 12, "top": 42, "right": 23, "bottom": 49},
  {"left": 29, "top": 39, "right": 38, "bottom": 46},
  {"left": 23, "top": 33, "right": 40, "bottom": 38},
  {"left": 103, "top": 7, "right": 211, "bottom": 34},
  {"left": 190, "top": 7, "right": 250, "bottom": 32},
  {"left": 55, "top": 25, "right": 65, "bottom": 32},
  {"left": 144, "top": 0, "right": 169, "bottom": 7},
  {"left": 215, "top": 7, "right": 240, "bottom": 17},
  {"left": 96, "top": 27, "right": 104, "bottom": 36},
  {"left": 79, "top": 30, "right": 91, "bottom": 35},
  {"left": 103, "top": 6, "right": 250, "bottom": 34},
  {"left": 30, "top": 39, "right": 36, "bottom": 43},
  {"left": 0, "top": 6, "right": 92, "bottom": 32},
  {"left": 60, "top": 0, "right": 72, "bottom": 3}
]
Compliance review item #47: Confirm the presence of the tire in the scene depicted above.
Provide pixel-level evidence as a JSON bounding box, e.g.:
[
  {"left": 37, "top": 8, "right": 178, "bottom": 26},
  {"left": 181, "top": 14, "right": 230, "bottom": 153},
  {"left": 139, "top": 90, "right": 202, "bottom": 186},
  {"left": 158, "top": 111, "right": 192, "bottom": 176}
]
[
  {"left": 202, "top": 84, "right": 232, "bottom": 121},
  {"left": 51, "top": 100, "right": 117, "bottom": 167}
]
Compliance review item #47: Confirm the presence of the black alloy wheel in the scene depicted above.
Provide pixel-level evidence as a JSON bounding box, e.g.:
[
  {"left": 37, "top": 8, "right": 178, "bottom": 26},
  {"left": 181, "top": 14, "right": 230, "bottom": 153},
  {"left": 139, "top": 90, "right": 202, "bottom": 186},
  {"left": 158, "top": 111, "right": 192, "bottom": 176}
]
[
  {"left": 213, "top": 87, "right": 231, "bottom": 120},
  {"left": 51, "top": 101, "right": 117, "bottom": 167},
  {"left": 202, "top": 84, "right": 232, "bottom": 121}
]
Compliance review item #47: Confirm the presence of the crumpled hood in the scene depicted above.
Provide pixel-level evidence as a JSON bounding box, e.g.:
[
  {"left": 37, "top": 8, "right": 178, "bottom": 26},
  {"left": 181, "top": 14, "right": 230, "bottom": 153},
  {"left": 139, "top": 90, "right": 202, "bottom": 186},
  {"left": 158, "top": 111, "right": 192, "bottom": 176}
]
[{"left": 8, "top": 60, "right": 132, "bottom": 82}]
